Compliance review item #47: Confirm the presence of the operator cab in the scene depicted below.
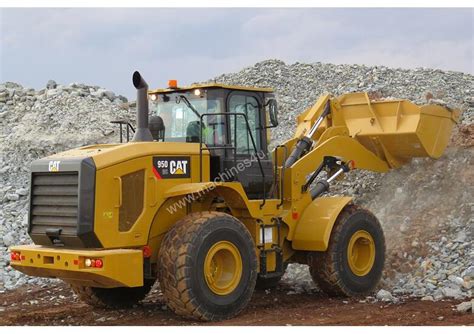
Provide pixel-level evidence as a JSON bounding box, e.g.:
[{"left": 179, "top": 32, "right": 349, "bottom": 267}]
[{"left": 148, "top": 81, "right": 279, "bottom": 199}]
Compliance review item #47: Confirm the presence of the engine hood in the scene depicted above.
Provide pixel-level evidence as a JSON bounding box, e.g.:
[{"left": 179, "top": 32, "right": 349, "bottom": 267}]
[{"left": 41, "top": 142, "right": 206, "bottom": 170}]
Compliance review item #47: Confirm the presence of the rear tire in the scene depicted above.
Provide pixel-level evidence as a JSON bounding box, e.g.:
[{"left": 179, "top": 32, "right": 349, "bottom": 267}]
[
  {"left": 71, "top": 279, "right": 155, "bottom": 308},
  {"left": 308, "top": 204, "right": 385, "bottom": 297},
  {"left": 158, "top": 211, "right": 257, "bottom": 321}
]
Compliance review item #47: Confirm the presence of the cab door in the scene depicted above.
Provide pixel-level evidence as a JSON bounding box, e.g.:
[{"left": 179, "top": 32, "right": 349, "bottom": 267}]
[{"left": 224, "top": 91, "right": 274, "bottom": 199}]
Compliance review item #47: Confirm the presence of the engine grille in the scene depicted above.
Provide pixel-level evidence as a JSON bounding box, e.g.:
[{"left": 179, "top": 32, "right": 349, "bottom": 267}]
[{"left": 30, "top": 172, "right": 79, "bottom": 236}]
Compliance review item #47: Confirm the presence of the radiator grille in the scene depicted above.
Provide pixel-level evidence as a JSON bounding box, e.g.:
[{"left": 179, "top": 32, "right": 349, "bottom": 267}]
[{"left": 30, "top": 172, "right": 79, "bottom": 235}]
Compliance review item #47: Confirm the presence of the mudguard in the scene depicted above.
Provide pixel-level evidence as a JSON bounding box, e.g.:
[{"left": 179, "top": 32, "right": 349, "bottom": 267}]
[{"left": 292, "top": 197, "right": 353, "bottom": 251}]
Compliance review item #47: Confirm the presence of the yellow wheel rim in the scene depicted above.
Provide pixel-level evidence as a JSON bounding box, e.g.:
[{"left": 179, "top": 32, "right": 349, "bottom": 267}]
[
  {"left": 347, "top": 230, "right": 375, "bottom": 276},
  {"left": 204, "top": 241, "right": 243, "bottom": 295}
]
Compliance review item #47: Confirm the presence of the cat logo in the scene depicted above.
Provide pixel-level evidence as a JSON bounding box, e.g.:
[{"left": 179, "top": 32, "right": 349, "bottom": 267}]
[
  {"left": 48, "top": 160, "right": 61, "bottom": 172},
  {"left": 169, "top": 160, "right": 188, "bottom": 175},
  {"left": 153, "top": 156, "right": 190, "bottom": 179}
]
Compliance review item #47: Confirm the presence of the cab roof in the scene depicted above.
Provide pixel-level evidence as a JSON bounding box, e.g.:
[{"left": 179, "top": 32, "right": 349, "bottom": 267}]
[{"left": 148, "top": 82, "right": 274, "bottom": 94}]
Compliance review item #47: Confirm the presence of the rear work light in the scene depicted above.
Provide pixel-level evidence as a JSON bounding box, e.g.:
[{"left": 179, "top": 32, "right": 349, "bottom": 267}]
[{"left": 84, "top": 258, "right": 103, "bottom": 268}]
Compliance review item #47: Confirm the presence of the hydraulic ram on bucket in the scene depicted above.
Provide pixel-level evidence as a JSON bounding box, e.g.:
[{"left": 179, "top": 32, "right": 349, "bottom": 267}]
[{"left": 284, "top": 100, "right": 331, "bottom": 168}]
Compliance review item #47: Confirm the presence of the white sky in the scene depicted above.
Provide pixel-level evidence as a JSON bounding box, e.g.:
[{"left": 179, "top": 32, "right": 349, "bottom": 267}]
[{"left": 0, "top": 8, "right": 473, "bottom": 97}]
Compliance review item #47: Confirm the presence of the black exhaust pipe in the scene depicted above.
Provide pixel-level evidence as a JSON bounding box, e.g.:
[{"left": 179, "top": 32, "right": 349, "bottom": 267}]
[{"left": 131, "top": 71, "right": 153, "bottom": 142}]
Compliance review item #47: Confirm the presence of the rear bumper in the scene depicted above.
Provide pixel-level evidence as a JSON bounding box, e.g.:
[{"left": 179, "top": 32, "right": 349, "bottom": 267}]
[{"left": 9, "top": 245, "right": 143, "bottom": 288}]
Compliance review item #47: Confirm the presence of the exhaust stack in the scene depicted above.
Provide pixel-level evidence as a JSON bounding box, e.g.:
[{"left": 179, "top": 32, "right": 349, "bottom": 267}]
[{"left": 131, "top": 71, "right": 153, "bottom": 142}]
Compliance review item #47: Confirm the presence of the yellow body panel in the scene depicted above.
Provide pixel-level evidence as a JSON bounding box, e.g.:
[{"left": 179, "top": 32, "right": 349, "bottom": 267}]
[
  {"left": 50, "top": 142, "right": 208, "bottom": 170},
  {"left": 92, "top": 145, "right": 209, "bottom": 249},
  {"left": 9, "top": 245, "right": 143, "bottom": 288},
  {"left": 164, "top": 182, "right": 216, "bottom": 198},
  {"left": 292, "top": 197, "right": 353, "bottom": 251}
]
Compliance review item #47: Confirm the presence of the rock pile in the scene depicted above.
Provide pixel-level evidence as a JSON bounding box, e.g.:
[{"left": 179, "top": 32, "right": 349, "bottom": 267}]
[
  {"left": 1, "top": 59, "right": 473, "bottom": 303},
  {"left": 365, "top": 147, "right": 473, "bottom": 301}
]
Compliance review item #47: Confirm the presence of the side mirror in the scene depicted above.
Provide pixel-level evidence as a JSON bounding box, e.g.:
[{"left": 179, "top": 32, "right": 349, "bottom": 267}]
[
  {"left": 268, "top": 99, "right": 278, "bottom": 127},
  {"left": 149, "top": 116, "right": 165, "bottom": 141}
]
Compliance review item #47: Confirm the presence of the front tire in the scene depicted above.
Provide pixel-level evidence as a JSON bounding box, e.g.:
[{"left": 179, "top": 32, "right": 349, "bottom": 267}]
[
  {"left": 158, "top": 211, "right": 257, "bottom": 321},
  {"left": 308, "top": 205, "right": 385, "bottom": 297}
]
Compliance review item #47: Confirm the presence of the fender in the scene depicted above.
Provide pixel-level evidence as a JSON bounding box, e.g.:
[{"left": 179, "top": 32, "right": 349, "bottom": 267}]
[
  {"left": 146, "top": 181, "right": 267, "bottom": 262},
  {"left": 163, "top": 182, "right": 269, "bottom": 218},
  {"left": 292, "top": 196, "right": 353, "bottom": 251}
]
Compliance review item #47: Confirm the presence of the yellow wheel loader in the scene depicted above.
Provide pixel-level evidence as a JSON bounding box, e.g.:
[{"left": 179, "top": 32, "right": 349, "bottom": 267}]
[{"left": 10, "top": 71, "right": 459, "bottom": 321}]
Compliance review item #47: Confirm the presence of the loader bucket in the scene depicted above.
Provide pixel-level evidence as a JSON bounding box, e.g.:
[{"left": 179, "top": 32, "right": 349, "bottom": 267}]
[{"left": 334, "top": 93, "right": 460, "bottom": 168}]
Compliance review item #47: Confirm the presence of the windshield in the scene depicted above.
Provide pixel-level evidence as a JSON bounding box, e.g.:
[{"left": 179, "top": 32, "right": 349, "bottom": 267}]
[{"left": 149, "top": 92, "right": 225, "bottom": 145}]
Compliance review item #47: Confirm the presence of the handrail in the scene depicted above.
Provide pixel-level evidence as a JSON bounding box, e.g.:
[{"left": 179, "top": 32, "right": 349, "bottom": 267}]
[
  {"left": 274, "top": 145, "right": 288, "bottom": 208},
  {"left": 111, "top": 120, "right": 136, "bottom": 143}
]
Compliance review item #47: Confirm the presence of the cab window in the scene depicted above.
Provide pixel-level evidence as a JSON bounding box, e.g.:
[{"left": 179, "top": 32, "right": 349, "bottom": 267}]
[
  {"left": 149, "top": 92, "right": 224, "bottom": 144},
  {"left": 228, "top": 94, "right": 261, "bottom": 154}
]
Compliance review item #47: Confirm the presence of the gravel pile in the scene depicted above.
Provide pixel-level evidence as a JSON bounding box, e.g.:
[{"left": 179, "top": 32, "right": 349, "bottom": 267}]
[
  {"left": 366, "top": 147, "right": 473, "bottom": 301},
  {"left": 1, "top": 60, "right": 473, "bottom": 302}
]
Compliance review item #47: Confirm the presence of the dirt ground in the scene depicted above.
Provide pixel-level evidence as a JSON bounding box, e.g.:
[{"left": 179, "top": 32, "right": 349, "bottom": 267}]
[{"left": 0, "top": 282, "right": 472, "bottom": 326}]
